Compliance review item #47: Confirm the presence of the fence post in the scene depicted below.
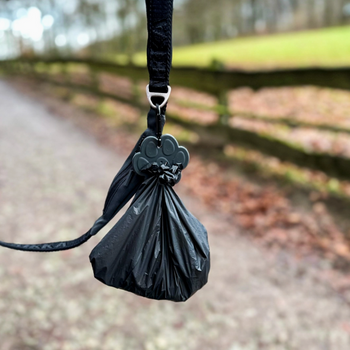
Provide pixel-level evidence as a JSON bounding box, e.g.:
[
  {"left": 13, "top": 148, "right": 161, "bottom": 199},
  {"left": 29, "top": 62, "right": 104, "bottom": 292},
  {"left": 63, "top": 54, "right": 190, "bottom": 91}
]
[
  {"left": 132, "top": 78, "right": 141, "bottom": 108},
  {"left": 60, "top": 63, "right": 74, "bottom": 101},
  {"left": 217, "top": 89, "right": 230, "bottom": 125},
  {"left": 61, "top": 63, "right": 71, "bottom": 85},
  {"left": 90, "top": 67, "right": 100, "bottom": 92},
  {"left": 89, "top": 66, "right": 105, "bottom": 111}
]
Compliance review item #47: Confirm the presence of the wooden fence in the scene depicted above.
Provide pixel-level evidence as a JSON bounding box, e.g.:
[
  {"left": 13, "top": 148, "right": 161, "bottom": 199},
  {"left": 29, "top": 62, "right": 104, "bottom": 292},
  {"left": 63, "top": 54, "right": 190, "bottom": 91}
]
[{"left": 1, "top": 57, "right": 350, "bottom": 180}]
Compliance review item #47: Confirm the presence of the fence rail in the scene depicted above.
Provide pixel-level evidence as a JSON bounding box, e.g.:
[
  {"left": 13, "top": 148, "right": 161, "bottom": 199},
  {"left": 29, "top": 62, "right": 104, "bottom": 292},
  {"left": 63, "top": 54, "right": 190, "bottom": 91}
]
[
  {"left": 2, "top": 57, "right": 350, "bottom": 180},
  {"left": 3, "top": 58, "right": 350, "bottom": 94}
]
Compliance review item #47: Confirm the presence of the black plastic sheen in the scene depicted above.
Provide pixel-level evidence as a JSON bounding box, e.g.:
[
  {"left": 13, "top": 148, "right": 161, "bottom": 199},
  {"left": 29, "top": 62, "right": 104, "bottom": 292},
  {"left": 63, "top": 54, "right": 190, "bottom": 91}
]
[{"left": 90, "top": 164, "right": 210, "bottom": 302}]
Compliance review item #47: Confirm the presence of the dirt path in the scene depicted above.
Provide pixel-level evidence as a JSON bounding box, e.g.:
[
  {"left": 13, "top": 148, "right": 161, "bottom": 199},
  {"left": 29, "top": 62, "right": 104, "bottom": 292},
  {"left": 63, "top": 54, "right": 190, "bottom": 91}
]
[{"left": 1, "top": 79, "right": 350, "bottom": 350}]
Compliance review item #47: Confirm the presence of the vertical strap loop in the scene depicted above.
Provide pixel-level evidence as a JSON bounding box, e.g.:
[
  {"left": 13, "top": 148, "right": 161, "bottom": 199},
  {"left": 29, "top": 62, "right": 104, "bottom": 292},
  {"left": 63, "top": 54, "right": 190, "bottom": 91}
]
[{"left": 145, "top": 0, "right": 174, "bottom": 94}]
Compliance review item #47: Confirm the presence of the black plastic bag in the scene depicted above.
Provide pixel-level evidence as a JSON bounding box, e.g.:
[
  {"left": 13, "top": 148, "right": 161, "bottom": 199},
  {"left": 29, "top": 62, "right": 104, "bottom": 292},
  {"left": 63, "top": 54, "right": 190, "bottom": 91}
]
[{"left": 90, "top": 161, "right": 210, "bottom": 302}]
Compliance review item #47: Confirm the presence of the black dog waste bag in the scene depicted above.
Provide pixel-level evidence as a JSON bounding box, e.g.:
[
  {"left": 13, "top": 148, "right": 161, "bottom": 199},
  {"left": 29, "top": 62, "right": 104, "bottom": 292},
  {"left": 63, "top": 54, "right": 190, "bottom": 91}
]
[{"left": 90, "top": 135, "right": 210, "bottom": 301}]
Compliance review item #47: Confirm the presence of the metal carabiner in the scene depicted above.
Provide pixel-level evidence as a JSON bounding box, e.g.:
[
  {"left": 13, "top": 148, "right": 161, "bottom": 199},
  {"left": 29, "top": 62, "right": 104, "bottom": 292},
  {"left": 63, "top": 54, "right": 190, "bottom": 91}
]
[{"left": 146, "top": 84, "right": 172, "bottom": 109}]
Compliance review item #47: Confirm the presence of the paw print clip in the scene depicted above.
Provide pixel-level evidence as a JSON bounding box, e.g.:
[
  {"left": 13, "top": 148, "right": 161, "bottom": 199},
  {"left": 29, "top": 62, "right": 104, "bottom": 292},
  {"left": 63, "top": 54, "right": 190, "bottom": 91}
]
[{"left": 133, "top": 134, "right": 190, "bottom": 176}]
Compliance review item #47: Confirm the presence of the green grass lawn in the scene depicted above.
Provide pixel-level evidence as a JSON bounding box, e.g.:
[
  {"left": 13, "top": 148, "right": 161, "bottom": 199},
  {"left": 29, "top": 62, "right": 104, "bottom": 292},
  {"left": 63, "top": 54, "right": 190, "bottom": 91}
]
[{"left": 132, "top": 25, "right": 350, "bottom": 69}]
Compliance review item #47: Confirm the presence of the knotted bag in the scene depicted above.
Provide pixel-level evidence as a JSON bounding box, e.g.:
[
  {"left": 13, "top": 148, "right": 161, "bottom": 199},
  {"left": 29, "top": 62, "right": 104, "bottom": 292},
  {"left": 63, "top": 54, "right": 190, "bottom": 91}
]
[{"left": 90, "top": 135, "right": 210, "bottom": 301}]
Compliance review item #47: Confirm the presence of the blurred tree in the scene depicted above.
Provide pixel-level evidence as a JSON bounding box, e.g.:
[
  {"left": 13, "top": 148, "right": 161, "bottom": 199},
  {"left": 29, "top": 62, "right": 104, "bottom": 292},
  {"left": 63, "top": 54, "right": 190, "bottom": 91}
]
[
  {"left": 116, "top": 0, "right": 145, "bottom": 60},
  {"left": 1, "top": 0, "right": 350, "bottom": 59}
]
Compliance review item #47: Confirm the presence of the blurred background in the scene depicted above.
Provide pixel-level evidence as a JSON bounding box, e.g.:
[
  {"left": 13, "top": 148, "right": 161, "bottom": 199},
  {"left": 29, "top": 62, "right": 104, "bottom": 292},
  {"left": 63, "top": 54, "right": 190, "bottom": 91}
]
[
  {"left": 1, "top": 0, "right": 350, "bottom": 63},
  {"left": 2, "top": 0, "right": 350, "bottom": 349}
]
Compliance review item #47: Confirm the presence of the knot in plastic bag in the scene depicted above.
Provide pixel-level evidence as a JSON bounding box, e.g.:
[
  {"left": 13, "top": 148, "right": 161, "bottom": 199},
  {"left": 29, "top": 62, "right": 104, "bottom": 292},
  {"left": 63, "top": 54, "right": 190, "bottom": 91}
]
[{"left": 145, "top": 162, "right": 183, "bottom": 186}]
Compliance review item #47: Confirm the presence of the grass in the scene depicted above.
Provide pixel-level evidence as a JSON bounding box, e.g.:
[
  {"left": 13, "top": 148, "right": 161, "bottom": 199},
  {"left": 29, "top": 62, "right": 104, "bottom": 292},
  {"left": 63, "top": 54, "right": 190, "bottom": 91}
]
[{"left": 132, "top": 25, "right": 350, "bottom": 69}]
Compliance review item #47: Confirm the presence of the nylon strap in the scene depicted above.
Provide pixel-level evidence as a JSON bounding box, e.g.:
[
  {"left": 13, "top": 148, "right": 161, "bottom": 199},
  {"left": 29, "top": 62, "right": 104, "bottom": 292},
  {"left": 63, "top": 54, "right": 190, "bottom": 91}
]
[
  {"left": 0, "top": 0, "right": 173, "bottom": 252},
  {"left": 146, "top": 0, "right": 174, "bottom": 94}
]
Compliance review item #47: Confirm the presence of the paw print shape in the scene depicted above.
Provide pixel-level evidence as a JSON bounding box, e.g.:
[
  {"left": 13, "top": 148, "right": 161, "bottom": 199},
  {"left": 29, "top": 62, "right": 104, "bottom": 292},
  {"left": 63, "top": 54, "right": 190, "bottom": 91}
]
[{"left": 133, "top": 134, "right": 190, "bottom": 176}]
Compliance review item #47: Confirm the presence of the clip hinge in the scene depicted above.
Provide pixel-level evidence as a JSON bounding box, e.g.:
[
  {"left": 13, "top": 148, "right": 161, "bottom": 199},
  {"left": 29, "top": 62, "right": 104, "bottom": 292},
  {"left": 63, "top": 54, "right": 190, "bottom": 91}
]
[{"left": 146, "top": 84, "right": 172, "bottom": 109}]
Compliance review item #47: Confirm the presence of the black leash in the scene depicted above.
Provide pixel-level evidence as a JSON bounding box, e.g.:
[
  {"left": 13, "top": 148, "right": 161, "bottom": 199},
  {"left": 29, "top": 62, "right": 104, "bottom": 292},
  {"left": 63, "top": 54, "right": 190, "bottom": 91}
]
[
  {"left": 146, "top": 0, "right": 173, "bottom": 94},
  {"left": 0, "top": 0, "right": 174, "bottom": 252}
]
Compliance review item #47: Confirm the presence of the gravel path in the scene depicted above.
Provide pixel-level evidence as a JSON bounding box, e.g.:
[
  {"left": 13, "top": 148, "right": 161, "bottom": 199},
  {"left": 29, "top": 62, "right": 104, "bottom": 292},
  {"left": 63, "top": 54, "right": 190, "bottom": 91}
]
[{"left": 1, "top": 79, "right": 350, "bottom": 350}]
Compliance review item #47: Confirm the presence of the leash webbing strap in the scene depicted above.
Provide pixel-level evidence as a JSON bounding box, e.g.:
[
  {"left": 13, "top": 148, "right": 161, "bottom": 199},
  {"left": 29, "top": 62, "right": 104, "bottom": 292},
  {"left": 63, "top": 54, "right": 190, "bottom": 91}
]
[{"left": 146, "top": 0, "right": 173, "bottom": 94}]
